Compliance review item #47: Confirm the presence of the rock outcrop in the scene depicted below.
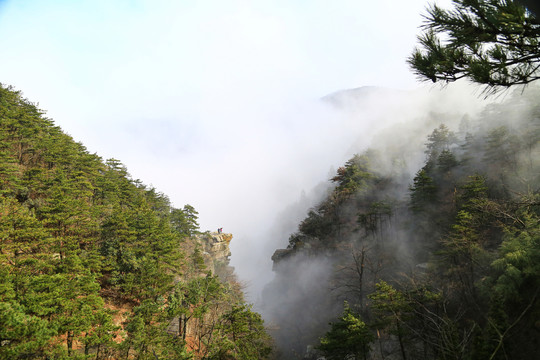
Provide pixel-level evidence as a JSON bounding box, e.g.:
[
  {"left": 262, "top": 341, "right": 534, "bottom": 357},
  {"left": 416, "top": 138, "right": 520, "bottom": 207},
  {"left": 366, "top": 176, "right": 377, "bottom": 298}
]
[
  {"left": 193, "top": 232, "right": 234, "bottom": 278},
  {"left": 167, "top": 232, "right": 235, "bottom": 339}
]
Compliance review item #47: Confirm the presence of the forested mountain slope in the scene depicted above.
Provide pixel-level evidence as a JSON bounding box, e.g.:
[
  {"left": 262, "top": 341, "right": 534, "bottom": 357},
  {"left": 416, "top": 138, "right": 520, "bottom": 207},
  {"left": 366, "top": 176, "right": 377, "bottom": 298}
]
[
  {"left": 264, "top": 86, "right": 540, "bottom": 360},
  {"left": 0, "top": 84, "right": 271, "bottom": 360}
]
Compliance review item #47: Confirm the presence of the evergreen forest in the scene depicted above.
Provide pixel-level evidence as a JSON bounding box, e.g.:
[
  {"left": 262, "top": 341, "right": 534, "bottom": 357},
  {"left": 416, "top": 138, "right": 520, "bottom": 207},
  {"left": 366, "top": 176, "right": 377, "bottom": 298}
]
[
  {"left": 1, "top": 1, "right": 539, "bottom": 359},
  {"left": 264, "top": 85, "right": 540, "bottom": 359},
  {"left": 0, "top": 84, "right": 272, "bottom": 359}
]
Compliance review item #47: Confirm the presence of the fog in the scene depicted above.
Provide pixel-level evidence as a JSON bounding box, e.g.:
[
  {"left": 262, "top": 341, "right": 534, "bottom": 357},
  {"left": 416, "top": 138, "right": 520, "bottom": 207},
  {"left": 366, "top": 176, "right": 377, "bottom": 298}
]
[
  {"left": 0, "top": 0, "right": 473, "bottom": 300},
  {"left": 6, "top": 3, "right": 534, "bottom": 360},
  {"left": 243, "top": 84, "right": 499, "bottom": 301},
  {"left": 257, "top": 83, "right": 535, "bottom": 358},
  {"left": 3, "top": 2, "right": 540, "bottom": 359}
]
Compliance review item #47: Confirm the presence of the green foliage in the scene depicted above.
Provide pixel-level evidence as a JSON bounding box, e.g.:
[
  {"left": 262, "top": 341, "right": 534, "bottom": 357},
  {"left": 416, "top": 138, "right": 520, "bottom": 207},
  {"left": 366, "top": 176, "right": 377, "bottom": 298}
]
[
  {"left": 369, "top": 281, "right": 411, "bottom": 360},
  {"left": 190, "top": 245, "right": 208, "bottom": 273},
  {"left": 171, "top": 204, "right": 200, "bottom": 237},
  {"left": 318, "top": 302, "right": 374, "bottom": 360},
  {"left": 269, "top": 86, "right": 540, "bottom": 358},
  {"left": 298, "top": 209, "right": 334, "bottom": 238},
  {"left": 357, "top": 201, "right": 393, "bottom": 234},
  {"left": 331, "top": 154, "right": 374, "bottom": 199},
  {"left": 0, "top": 84, "right": 271, "bottom": 359},
  {"left": 369, "top": 281, "right": 411, "bottom": 328},
  {"left": 437, "top": 149, "right": 458, "bottom": 173},
  {"left": 458, "top": 174, "right": 489, "bottom": 209},
  {"left": 409, "top": 168, "right": 437, "bottom": 212},
  {"left": 209, "top": 305, "right": 272, "bottom": 360},
  {"left": 0, "top": 299, "right": 54, "bottom": 359},
  {"left": 439, "top": 210, "right": 488, "bottom": 300},
  {"left": 426, "top": 124, "right": 457, "bottom": 163},
  {"left": 491, "top": 211, "right": 539, "bottom": 302},
  {"left": 409, "top": 0, "right": 540, "bottom": 92},
  {"left": 122, "top": 299, "right": 188, "bottom": 360},
  {"left": 287, "top": 153, "right": 380, "bottom": 249}
]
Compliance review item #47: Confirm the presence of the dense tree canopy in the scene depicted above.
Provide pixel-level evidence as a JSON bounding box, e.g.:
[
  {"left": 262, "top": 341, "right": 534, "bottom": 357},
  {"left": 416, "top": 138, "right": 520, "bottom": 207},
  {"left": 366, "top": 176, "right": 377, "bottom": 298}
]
[
  {"left": 264, "top": 82, "right": 540, "bottom": 359},
  {"left": 318, "top": 303, "right": 373, "bottom": 360},
  {"left": 0, "top": 84, "right": 271, "bottom": 359}
]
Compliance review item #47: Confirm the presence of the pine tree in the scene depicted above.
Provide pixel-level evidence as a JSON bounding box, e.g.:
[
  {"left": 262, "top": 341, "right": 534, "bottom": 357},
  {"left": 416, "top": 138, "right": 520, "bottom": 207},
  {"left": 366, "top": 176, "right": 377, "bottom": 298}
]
[
  {"left": 317, "top": 302, "right": 373, "bottom": 360},
  {"left": 210, "top": 305, "right": 272, "bottom": 360},
  {"left": 369, "top": 281, "right": 412, "bottom": 360},
  {"left": 409, "top": 0, "right": 540, "bottom": 93}
]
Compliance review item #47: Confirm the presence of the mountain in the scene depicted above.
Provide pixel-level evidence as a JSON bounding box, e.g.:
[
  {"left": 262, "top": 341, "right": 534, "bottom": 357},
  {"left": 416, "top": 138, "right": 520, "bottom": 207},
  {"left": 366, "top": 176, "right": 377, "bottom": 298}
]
[
  {"left": 2, "top": 80, "right": 539, "bottom": 360},
  {"left": 262, "top": 85, "right": 540, "bottom": 359},
  {"left": 0, "top": 84, "right": 271, "bottom": 359}
]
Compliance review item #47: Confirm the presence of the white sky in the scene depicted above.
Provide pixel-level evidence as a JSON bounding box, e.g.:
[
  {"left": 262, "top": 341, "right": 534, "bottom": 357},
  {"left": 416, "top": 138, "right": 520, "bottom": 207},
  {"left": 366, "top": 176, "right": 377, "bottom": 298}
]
[{"left": 0, "top": 0, "right": 454, "bottom": 297}]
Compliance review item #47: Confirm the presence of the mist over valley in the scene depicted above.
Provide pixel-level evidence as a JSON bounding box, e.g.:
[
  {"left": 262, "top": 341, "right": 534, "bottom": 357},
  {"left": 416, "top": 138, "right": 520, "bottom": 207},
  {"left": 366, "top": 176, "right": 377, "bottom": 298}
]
[{"left": 1, "top": 0, "right": 539, "bottom": 359}]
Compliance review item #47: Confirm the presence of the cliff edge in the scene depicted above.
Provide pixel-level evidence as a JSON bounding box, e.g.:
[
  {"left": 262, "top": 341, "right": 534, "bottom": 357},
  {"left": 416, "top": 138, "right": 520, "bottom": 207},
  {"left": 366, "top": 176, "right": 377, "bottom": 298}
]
[{"left": 193, "top": 232, "right": 234, "bottom": 278}]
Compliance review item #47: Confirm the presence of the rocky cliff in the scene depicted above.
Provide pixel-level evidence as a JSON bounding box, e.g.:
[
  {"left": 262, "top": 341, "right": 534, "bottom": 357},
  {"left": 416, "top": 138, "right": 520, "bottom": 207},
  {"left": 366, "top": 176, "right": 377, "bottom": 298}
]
[{"left": 193, "top": 232, "right": 234, "bottom": 278}]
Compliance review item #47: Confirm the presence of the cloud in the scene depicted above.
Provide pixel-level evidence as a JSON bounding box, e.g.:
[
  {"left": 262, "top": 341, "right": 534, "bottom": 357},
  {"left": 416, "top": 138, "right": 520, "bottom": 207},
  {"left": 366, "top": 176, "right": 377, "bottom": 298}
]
[{"left": 0, "top": 0, "right": 460, "bottom": 301}]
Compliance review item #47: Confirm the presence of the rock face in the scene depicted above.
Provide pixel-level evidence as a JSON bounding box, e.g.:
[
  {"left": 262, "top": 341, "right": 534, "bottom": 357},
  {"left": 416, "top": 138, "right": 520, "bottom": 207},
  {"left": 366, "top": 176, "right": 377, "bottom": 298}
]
[
  {"left": 270, "top": 248, "right": 294, "bottom": 271},
  {"left": 167, "top": 232, "right": 236, "bottom": 342},
  {"left": 193, "top": 232, "right": 233, "bottom": 278}
]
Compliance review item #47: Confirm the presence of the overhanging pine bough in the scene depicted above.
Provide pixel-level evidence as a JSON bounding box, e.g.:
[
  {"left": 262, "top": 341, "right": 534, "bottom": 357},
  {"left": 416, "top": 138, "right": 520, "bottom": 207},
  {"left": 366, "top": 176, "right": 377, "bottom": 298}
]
[{"left": 408, "top": 0, "right": 540, "bottom": 92}]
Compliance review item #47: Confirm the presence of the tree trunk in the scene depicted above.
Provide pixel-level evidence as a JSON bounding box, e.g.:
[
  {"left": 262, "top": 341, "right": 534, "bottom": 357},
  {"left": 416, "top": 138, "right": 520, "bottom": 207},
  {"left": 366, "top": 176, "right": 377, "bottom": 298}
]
[
  {"left": 67, "top": 331, "right": 73, "bottom": 356},
  {"left": 377, "top": 329, "right": 385, "bottom": 360},
  {"left": 178, "top": 315, "right": 183, "bottom": 338},
  {"left": 182, "top": 315, "right": 188, "bottom": 341},
  {"left": 84, "top": 332, "right": 89, "bottom": 356},
  {"left": 354, "top": 248, "right": 366, "bottom": 311},
  {"left": 396, "top": 320, "right": 407, "bottom": 360},
  {"left": 125, "top": 342, "right": 131, "bottom": 360}
]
